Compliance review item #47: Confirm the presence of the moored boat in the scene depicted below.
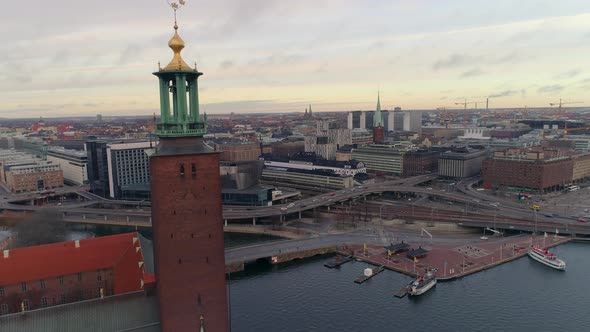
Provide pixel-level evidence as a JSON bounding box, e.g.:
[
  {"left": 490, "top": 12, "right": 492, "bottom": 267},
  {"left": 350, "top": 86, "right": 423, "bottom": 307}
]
[
  {"left": 408, "top": 268, "right": 437, "bottom": 296},
  {"left": 528, "top": 247, "right": 566, "bottom": 270}
]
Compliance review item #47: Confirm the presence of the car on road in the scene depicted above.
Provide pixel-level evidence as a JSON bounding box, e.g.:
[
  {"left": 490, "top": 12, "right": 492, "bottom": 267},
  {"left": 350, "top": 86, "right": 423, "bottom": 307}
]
[
  {"left": 578, "top": 218, "right": 588, "bottom": 223},
  {"left": 329, "top": 193, "right": 336, "bottom": 196},
  {"left": 280, "top": 207, "right": 288, "bottom": 212},
  {"left": 472, "top": 199, "right": 480, "bottom": 203}
]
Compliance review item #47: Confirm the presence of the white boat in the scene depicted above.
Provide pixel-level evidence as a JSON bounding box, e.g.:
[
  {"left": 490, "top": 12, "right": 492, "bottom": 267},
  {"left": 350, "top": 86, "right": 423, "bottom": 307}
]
[
  {"left": 528, "top": 247, "right": 566, "bottom": 270},
  {"left": 408, "top": 269, "right": 437, "bottom": 296}
]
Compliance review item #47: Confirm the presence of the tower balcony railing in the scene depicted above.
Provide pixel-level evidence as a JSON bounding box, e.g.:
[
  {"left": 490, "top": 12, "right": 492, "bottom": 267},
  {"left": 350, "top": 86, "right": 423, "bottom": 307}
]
[{"left": 155, "top": 122, "right": 207, "bottom": 137}]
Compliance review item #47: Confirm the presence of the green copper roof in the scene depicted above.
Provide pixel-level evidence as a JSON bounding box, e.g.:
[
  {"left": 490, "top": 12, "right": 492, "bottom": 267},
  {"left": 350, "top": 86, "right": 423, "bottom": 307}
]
[{"left": 373, "top": 91, "right": 383, "bottom": 127}]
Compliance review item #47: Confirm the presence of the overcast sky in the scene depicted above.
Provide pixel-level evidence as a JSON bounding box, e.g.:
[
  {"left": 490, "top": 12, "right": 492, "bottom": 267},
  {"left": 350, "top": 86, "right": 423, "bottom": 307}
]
[{"left": 1, "top": 0, "right": 590, "bottom": 118}]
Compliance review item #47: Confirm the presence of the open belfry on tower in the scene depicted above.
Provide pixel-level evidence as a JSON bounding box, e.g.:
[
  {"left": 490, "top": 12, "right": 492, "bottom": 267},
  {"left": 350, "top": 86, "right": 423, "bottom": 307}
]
[{"left": 150, "top": 1, "right": 229, "bottom": 331}]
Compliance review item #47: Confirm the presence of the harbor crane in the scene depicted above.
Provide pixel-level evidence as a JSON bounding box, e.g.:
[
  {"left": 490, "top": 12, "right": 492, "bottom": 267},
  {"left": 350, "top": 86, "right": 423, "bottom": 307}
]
[{"left": 549, "top": 99, "right": 583, "bottom": 116}]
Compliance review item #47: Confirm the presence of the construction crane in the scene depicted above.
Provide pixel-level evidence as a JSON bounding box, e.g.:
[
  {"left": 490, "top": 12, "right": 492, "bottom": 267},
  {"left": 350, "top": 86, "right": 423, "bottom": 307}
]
[
  {"left": 437, "top": 107, "right": 449, "bottom": 128},
  {"left": 549, "top": 99, "right": 583, "bottom": 116},
  {"left": 454, "top": 99, "right": 484, "bottom": 126}
]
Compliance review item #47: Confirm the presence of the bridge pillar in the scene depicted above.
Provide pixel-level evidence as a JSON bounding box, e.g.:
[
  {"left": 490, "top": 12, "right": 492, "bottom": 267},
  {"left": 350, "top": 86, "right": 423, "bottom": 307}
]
[
  {"left": 363, "top": 195, "right": 367, "bottom": 201},
  {"left": 224, "top": 219, "right": 228, "bottom": 227},
  {"left": 126, "top": 216, "right": 130, "bottom": 223},
  {"left": 104, "top": 215, "right": 107, "bottom": 221},
  {"left": 327, "top": 205, "right": 331, "bottom": 211},
  {"left": 82, "top": 214, "right": 86, "bottom": 220},
  {"left": 252, "top": 217, "right": 256, "bottom": 226},
  {"left": 298, "top": 211, "right": 301, "bottom": 220}
]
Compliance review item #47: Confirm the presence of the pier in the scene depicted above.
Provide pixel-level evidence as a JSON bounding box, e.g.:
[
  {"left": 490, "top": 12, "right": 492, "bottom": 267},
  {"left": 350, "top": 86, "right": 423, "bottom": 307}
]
[
  {"left": 394, "top": 286, "right": 409, "bottom": 298},
  {"left": 354, "top": 266, "right": 384, "bottom": 284},
  {"left": 337, "top": 234, "right": 571, "bottom": 280},
  {"left": 324, "top": 255, "right": 352, "bottom": 268}
]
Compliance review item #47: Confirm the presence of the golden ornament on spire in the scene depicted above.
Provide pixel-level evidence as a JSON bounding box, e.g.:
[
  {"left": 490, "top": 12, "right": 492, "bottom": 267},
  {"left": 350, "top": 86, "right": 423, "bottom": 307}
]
[{"left": 163, "top": 0, "right": 192, "bottom": 71}]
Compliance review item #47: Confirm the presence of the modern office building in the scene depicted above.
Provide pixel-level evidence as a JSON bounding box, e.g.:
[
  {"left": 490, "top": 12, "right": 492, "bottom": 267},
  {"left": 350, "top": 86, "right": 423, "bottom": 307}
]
[
  {"left": 262, "top": 168, "right": 354, "bottom": 191},
  {"left": 348, "top": 107, "right": 421, "bottom": 134},
  {"left": 403, "top": 150, "right": 439, "bottom": 176},
  {"left": 106, "top": 141, "right": 153, "bottom": 200},
  {"left": 86, "top": 140, "right": 153, "bottom": 200},
  {"left": 304, "top": 136, "right": 337, "bottom": 160},
  {"left": 569, "top": 135, "right": 590, "bottom": 152},
  {"left": 305, "top": 119, "right": 352, "bottom": 160},
  {"left": 438, "top": 147, "right": 487, "bottom": 178},
  {"left": 351, "top": 144, "right": 408, "bottom": 175},
  {"left": 259, "top": 153, "right": 366, "bottom": 176},
  {"left": 46, "top": 146, "right": 88, "bottom": 185}
]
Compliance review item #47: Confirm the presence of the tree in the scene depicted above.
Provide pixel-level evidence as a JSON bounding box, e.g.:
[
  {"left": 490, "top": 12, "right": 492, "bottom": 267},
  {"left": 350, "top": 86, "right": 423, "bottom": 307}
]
[{"left": 13, "top": 209, "right": 68, "bottom": 248}]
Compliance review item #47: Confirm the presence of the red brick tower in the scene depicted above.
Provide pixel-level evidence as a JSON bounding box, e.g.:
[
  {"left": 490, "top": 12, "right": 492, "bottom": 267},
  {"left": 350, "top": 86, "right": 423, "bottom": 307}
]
[
  {"left": 150, "top": 4, "right": 229, "bottom": 331},
  {"left": 373, "top": 126, "right": 385, "bottom": 143}
]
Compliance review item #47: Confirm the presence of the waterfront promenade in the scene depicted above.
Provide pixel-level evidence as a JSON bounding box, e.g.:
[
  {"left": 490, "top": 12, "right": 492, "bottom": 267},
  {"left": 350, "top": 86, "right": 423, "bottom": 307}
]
[{"left": 339, "top": 234, "right": 571, "bottom": 280}]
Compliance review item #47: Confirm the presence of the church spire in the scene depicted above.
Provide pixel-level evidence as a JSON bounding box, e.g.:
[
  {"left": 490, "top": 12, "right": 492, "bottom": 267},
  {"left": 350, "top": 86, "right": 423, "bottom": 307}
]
[{"left": 373, "top": 91, "right": 383, "bottom": 127}]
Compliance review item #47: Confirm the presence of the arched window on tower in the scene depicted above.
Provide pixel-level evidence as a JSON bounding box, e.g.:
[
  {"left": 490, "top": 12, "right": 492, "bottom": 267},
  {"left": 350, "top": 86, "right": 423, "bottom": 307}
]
[
  {"left": 180, "top": 164, "right": 185, "bottom": 176},
  {"left": 191, "top": 163, "right": 197, "bottom": 178}
]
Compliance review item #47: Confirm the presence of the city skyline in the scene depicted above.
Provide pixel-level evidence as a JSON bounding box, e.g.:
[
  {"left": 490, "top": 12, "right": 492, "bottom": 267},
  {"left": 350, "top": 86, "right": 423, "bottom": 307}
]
[{"left": 1, "top": 0, "right": 590, "bottom": 118}]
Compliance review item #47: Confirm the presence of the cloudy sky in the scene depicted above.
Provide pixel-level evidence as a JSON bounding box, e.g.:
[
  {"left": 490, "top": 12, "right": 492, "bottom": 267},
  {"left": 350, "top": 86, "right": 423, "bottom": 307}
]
[{"left": 1, "top": 0, "right": 590, "bottom": 118}]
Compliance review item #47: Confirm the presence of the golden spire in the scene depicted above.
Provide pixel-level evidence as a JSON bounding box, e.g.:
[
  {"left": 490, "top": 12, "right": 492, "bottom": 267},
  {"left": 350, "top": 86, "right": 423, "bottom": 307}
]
[{"left": 163, "top": 1, "right": 192, "bottom": 71}]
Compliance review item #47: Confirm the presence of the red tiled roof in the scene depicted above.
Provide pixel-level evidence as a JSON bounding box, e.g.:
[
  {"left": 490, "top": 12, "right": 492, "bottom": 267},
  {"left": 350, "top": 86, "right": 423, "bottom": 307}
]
[{"left": 0, "top": 233, "right": 145, "bottom": 290}]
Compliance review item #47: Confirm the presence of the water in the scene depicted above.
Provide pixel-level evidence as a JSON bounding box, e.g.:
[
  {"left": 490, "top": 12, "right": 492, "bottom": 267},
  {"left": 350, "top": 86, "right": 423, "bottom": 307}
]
[{"left": 229, "top": 242, "right": 590, "bottom": 332}]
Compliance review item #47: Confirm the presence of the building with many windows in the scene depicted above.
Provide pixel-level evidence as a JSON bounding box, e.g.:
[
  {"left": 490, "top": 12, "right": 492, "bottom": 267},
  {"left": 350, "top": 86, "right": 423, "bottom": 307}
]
[
  {"left": 569, "top": 135, "right": 590, "bottom": 152},
  {"left": 259, "top": 153, "right": 366, "bottom": 176},
  {"left": 46, "top": 147, "right": 88, "bottom": 185},
  {"left": 572, "top": 153, "right": 590, "bottom": 183},
  {"left": 4, "top": 162, "right": 63, "bottom": 193},
  {"left": 106, "top": 141, "right": 153, "bottom": 200},
  {"left": 438, "top": 147, "right": 487, "bottom": 178},
  {"left": 351, "top": 144, "right": 408, "bottom": 175},
  {"left": 482, "top": 148, "right": 573, "bottom": 192},
  {"left": 261, "top": 168, "right": 354, "bottom": 191},
  {"left": 86, "top": 140, "right": 153, "bottom": 200},
  {"left": 215, "top": 141, "right": 262, "bottom": 162},
  {"left": 403, "top": 150, "right": 439, "bottom": 176}
]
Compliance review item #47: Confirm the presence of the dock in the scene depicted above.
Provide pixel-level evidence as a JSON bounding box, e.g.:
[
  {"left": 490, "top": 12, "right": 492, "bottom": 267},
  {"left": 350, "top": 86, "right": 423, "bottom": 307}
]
[
  {"left": 354, "top": 266, "right": 384, "bottom": 284},
  {"left": 337, "top": 235, "right": 571, "bottom": 281},
  {"left": 394, "top": 286, "right": 409, "bottom": 298},
  {"left": 324, "top": 255, "right": 352, "bottom": 268}
]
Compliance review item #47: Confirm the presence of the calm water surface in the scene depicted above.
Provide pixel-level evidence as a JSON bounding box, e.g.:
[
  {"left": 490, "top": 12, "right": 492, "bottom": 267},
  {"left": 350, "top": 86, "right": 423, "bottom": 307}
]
[{"left": 229, "top": 242, "right": 590, "bottom": 332}]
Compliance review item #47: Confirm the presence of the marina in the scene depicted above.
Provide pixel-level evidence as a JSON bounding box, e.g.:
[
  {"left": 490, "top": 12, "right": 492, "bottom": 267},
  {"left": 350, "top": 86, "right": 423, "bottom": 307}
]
[
  {"left": 229, "top": 242, "right": 590, "bottom": 331},
  {"left": 338, "top": 233, "right": 571, "bottom": 281}
]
